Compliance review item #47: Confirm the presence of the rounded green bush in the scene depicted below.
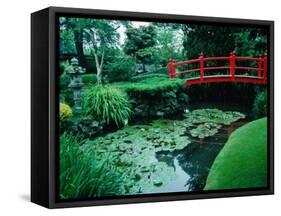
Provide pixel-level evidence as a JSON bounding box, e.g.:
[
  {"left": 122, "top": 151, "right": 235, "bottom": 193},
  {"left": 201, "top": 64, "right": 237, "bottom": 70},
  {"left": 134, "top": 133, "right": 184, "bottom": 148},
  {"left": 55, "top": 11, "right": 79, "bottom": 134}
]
[
  {"left": 253, "top": 90, "right": 267, "bottom": 118},
  {"left": 204, "top": 118, "right": 267, "bottom": 190},
  {"left": 82, "top": 73, "right": 97, "bottom": 87},
  {"left": 59, "top": 103, "right": 73, "bottom": 122},
  {"left": 83, "top": 85, "right": 131, "bottom": 127}
]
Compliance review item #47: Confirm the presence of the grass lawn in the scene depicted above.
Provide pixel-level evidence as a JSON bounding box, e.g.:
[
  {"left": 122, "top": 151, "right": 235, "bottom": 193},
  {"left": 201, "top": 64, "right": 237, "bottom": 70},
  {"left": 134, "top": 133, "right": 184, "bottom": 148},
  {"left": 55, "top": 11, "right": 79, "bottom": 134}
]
[{"left": 204, "top": 117, "right": 268, "bottom": 190}]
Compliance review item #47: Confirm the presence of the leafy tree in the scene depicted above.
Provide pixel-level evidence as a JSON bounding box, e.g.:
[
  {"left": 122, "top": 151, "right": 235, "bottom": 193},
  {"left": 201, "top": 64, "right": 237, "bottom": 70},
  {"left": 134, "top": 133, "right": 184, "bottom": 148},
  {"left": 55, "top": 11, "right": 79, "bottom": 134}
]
[
  {"left": 182, "top": 24, "right": 237, "bottom": 59},
  {"left": 59, "top": 17, "right": 88, "bottom": 67},
  {"left": 235, "top": 28, "right": 268, "bottom": 56},
  {"left": 124, "top": 25, "right": 157, "bottom": 72},
  {"left": 83, "top": 19, "right": 121, "bottom": 84},
  {"left": 60, "top": 17, "right": 121, "bottom": 84},
  {"left": 60, "top": 28, "right": 76, "bottom": 55},
  {"left": 103, "top": 49, "right": 135, "bottom": 82},
  {"left": 154, "top": 24, "right": 184, "bottom": 66},
  {"left": 181, "top": 24, "right": 268, "bottom": 59}
]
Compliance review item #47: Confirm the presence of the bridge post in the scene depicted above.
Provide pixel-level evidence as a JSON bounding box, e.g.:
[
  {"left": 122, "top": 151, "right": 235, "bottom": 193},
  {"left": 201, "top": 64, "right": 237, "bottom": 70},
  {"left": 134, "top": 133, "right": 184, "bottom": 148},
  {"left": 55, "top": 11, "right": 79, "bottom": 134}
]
[
  {"left": 199, "top": 52, "right": 204, "bottom": 81},
  {"left": 263, "top": 53, "right": 267, "bottom": 82},
  {"left": 229, "top": 51, "right": 236, "bottom": 80},
  {"left": 258, "top": 55, "right": 262, "bottom": 78},
  {"left": 168, "top": 58, "right": 176, "bottom": 78}
]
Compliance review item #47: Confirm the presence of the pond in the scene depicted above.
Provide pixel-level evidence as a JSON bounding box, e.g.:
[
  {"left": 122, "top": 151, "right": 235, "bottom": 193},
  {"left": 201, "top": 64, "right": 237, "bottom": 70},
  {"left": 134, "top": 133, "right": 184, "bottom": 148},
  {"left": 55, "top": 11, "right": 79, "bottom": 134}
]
[
  {"left": 85, "top": 105, "right": 250, "bottom": 195},
  {"left": 155, "top": 119, "right": 248, "bottom": 192}
]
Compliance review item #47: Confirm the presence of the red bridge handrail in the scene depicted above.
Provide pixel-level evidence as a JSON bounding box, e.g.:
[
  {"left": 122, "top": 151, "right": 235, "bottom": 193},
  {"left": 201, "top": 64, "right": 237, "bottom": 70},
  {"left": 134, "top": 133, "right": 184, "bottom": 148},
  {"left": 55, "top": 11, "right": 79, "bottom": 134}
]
[{"left": 168, "top": 51, "right": 267, "bottom": 86}]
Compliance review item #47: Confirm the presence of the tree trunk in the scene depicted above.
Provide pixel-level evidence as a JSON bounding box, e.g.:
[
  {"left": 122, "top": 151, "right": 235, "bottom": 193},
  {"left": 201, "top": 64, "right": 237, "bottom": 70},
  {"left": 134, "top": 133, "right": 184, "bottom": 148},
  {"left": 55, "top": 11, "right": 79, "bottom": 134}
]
[
  {"left": 96, "top": 68, "right": 102, "bottom": 85},
  {"left": 74, "top": 30, "right": 86, "bottom": 67},
  {"left": 91, "top": 48, "right": 105, "bottom": 85},
  {"left": 85, "top": 29, "right": 105, "bottom": 85}
]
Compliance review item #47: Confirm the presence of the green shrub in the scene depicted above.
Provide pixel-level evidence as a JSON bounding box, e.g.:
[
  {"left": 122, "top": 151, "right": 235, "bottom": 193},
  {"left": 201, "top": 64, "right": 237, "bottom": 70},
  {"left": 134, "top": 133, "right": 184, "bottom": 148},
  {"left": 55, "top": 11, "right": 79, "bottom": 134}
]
[
  {"left": 130, "top": 73, "right": 168, "bottom": 82},
  {"left": 60, "top": 88, "right": 74, "bottom": 107},
  {"left": 82, "top": 73, "right": 97, "bottom": 87},
  {"left": 59, "top": 103, "right": 73, "bottom": 122},
  {"left": 83, "top": 85, "right": 131, "bottom": 127},
  {"left": 112, "top": 77, "right": 188, "bottom": 118},
  {"left": 59, "top": 133, "right": 124, "bottom": 199},
  {"left": 59, "top": 103, "right": 73, "bottom": 131},
  {"left": 59, "top": 72, "right": 74, "bottom": 106},
  {"left": 204, "top": 118, "right": 267, "bottom": 190},
  {"left": 113, "top": 77, "right": 184, "bottom": 95},
  {"left": 253, "top": 90, "right": 267, "bottom": 118},
  {"left": 103, "top": 56, "right": 135, "bottom": 82},
  {"left": 59, "top": 72, "right": 70, "bottom": 91},
  {"left": 59, "top": 60, "right": 70, "bottom": 76}
]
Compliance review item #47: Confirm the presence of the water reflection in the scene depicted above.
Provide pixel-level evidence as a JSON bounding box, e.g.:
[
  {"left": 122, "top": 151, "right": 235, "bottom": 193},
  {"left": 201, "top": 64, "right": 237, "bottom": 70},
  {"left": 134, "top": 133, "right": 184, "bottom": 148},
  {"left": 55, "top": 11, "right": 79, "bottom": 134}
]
[{"left": 155, "top": 120, "right": 247, "bottom": 192}]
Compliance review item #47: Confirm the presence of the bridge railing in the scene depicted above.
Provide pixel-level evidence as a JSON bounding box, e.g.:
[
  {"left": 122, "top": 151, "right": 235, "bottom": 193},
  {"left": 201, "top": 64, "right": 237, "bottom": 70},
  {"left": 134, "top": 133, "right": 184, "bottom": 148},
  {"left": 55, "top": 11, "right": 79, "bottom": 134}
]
[{"left": 168, "top": 51, "right": 267, "bottom": 83}]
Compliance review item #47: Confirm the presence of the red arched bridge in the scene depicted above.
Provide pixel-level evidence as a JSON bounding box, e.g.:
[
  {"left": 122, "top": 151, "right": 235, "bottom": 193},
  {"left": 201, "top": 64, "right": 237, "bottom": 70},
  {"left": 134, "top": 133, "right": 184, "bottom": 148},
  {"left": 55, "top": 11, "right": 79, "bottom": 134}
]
[{"left": 168, "top": 51, "right": 267, "bottom": 86}]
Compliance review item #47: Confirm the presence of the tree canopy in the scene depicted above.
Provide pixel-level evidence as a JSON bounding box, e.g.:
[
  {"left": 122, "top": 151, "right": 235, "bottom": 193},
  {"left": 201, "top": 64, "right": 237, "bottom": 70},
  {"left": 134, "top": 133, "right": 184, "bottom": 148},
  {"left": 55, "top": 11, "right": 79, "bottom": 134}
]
[{"left": 59, "top": 17, "right": 268, "bottom": 83}]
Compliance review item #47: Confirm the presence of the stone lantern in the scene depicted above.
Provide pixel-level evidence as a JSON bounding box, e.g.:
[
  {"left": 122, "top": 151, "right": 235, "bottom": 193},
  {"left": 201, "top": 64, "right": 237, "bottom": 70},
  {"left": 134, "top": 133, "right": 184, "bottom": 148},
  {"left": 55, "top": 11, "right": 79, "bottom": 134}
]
[{"left": 66, "top": 57, "right": 86, "bottom": 111}]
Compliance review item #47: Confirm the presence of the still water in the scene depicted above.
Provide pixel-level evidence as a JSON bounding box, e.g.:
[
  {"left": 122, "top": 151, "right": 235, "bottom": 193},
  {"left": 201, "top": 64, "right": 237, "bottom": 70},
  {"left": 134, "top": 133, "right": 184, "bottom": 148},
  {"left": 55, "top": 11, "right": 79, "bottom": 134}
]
[{"left": 153, "top": 103, "right": 251, "bottom": 192}]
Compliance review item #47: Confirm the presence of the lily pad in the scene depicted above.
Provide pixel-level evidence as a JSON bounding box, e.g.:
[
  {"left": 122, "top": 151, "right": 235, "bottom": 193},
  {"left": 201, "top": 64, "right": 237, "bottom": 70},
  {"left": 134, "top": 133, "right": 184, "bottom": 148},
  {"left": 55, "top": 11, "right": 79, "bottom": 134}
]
[
  {"left": 185, "top": 109, "right": 245, "bottom": 126},
  {"left": 190, "top": 123, "right": 221, "bottom": 139},
  {"left": 82, "top": 108, "right": 245, "bottom": 195}
]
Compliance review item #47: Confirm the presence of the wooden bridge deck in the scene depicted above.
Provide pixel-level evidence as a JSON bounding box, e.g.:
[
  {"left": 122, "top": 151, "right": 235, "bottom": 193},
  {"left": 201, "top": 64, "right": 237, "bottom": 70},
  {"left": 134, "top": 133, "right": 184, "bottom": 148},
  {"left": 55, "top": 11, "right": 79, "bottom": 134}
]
[{"left": 184, "top": 75, "right": 266, "bottom": 86}]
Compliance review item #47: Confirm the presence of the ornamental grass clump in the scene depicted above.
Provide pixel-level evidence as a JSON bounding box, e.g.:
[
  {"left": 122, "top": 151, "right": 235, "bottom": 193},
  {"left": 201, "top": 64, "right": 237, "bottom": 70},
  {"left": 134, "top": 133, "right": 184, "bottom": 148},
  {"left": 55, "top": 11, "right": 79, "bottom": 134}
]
[
  {"left": 59, "top": 133, "right": 124, "bottom": 199},
  {"left": 83, "top": 85, "right": 131, "bottom": 127}
]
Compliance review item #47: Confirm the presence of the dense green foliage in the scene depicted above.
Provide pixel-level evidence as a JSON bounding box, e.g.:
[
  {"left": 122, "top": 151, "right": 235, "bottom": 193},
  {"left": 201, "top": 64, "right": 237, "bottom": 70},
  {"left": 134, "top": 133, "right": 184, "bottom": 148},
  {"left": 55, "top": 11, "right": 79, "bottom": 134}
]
[
  {"left": 59, "top": 72, "right": 70, "bottom": 90},
  {"left": 182, "top": 25, "right": 267, "bottom": 59},
  {"left": 82, "top": 73, "right": 97, "bottom": 86},
  {"left": 59, "top": 133, "right": 124, "bottom": 199},
  {"left": 182, "top": 25, "right": 236, "bottom": 59},
  {"left": 111, "top": 77, "right": 188, "bottom": 118},
  {"left": 154, "top": 24, "right": 184, "bottom": 66},
  {"left": 60, "top": 17, "right": 123, "bottom": 82},
  {"left": 59, "top": 72, "right": 74, "bottom": 107},
  {"left": 124, "top": 25, "right": 157, "bottom": 72},
  {"left": 204, "top": 118, "right": 267, "bottom": 190},
  {"left": 253, "top": 90, "right": 267, "bottom": 118},
  {"left": 113, "top": 77, "right": 184, "bottom": 95},
  {"left": 103, "top": 55, "right": 135, "bottom": 82},
  {"left": 59, "top": 60, "right": 71, "bottom": 76},
  {"left": 83, "top": 85, "right": 131, "bottom": 127},
  {"left": 60, "top": 29, "right": 76, "bottom": 55}
]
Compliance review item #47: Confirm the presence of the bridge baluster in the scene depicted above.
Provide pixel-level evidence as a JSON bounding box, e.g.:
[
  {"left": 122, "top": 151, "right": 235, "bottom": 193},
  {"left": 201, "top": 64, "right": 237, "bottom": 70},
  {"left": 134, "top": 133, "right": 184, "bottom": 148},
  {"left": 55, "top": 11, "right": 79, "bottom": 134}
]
[
  {"left": 263, "top": 53, "right": 267, "bottom": 82},
  {"left": 168, "top": 58, "right": 176, "bottom": 78},
  {"left": 229, "top": 51, "right": 236, "bottom": 80},
  {"left": 199, "top": 52, "right": 204, "bottom": 81},
  {"left": 258, "top": 55, "right": 263, "bottom": 78}
]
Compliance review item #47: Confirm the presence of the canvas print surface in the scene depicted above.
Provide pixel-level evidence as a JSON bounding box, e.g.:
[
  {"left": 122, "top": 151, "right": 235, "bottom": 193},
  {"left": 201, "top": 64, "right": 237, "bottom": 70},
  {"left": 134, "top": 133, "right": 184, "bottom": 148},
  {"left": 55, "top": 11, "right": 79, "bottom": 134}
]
[{"left": 58, "top": 16, "right": 269, "bottom": 200}]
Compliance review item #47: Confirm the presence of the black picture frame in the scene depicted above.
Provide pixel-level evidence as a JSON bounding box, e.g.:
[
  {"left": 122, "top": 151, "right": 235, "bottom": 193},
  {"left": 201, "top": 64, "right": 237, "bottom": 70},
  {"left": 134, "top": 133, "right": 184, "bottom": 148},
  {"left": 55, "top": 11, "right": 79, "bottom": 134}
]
[{"left": 31, "top": 6, "right": 274, "bottom": 209}]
